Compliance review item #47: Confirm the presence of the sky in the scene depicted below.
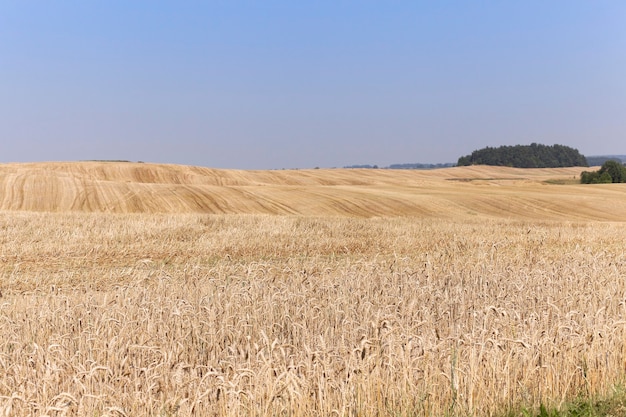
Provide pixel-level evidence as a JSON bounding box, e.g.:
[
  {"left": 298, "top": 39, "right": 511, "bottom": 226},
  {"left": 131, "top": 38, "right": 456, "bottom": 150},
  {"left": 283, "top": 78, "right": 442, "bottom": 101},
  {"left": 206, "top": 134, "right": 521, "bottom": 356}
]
[{"left": 1, "top": 2, "right": 625, "bottom": 169}]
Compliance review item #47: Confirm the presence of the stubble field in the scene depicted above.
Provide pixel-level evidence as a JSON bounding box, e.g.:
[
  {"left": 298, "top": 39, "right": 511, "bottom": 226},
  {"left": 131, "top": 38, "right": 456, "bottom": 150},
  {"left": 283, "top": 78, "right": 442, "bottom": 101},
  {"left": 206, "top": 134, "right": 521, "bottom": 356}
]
[{"left": 1, "top": 162, "right": 626, "bottom": 416}]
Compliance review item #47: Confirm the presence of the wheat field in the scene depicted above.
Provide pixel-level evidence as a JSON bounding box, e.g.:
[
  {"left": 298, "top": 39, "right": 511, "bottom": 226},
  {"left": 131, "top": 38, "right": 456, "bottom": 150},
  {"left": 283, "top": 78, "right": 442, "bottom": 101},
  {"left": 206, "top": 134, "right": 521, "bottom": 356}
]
[
  {"left": 1, "top": 161, "right": 625, "bottom": 220},
  {"left": 1, "top": 162, "right": 626, "bottom": 416}
]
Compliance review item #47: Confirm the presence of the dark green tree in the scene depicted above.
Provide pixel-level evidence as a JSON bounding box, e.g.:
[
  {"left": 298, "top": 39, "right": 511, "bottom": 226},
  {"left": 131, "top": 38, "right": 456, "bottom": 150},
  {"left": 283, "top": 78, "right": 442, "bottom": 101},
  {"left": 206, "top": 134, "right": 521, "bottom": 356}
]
[
  {"left": 600, "top": 160, "right": 626, "bottom": 183},
  {"left": 457, "top": 144, "right": 587, "bottom": 168},
  {"left": 581, "top": 160, "right": 626, "bottom": 184}
]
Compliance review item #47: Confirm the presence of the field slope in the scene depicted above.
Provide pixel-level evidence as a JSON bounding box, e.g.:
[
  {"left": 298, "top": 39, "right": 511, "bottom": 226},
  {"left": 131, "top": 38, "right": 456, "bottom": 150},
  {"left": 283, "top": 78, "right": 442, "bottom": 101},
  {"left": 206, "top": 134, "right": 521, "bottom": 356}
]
[{"left": 1, "top": 161, "right": 625, "bottom": 220}]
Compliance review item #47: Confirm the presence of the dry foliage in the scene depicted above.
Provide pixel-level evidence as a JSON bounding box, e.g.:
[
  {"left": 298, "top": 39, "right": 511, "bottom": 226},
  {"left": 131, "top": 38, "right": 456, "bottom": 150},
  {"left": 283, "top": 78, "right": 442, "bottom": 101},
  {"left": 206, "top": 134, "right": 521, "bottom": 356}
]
[{"left": 1, "top": 212, "right": 626, "bottom": 416}]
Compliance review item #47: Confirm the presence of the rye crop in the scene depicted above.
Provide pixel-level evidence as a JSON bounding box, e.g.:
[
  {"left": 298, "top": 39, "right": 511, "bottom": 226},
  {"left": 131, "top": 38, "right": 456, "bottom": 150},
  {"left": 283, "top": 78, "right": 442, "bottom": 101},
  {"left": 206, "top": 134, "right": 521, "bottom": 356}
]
[{"left": 1, "top": 212, "right": 625, "bottom": 416}]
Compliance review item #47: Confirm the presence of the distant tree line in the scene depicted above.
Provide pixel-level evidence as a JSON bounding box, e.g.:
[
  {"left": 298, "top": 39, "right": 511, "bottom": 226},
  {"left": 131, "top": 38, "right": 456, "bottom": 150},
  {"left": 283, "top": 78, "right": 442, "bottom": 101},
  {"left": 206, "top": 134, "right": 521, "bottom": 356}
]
[
  {"left": 344, "top": 164, "right": 379, "bottom": 169},
  {"left": 84, "top": 160, "right": 134, "bottom": 163},
  {"left": 580, "top": 160, "right": 626, "bottom": 184},
  {"left": 388, "top": 163, "right": 456, "bottom": 170},
  {"left": 344, "top": 163, "right": 455, "bottom": 170},
  {"left": 457, "top": 143, "right": 588, "bottom": 168},
  {"left": 585, "top": 156, "right": 624, "bottom": 166}
]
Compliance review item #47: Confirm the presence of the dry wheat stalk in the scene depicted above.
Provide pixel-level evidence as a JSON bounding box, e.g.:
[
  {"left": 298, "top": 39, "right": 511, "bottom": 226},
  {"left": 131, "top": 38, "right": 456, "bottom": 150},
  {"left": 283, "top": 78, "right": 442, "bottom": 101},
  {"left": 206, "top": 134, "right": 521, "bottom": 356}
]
[{"left": 0, "top": 212, "right": 625, "bottom": 416}]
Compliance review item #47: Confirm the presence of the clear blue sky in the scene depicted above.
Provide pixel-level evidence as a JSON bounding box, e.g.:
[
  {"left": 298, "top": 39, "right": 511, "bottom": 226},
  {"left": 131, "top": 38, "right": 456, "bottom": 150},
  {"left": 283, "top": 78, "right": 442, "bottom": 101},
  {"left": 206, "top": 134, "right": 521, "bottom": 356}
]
[{"left": 2, "top": 2, "right": 625, "bottom": 169}]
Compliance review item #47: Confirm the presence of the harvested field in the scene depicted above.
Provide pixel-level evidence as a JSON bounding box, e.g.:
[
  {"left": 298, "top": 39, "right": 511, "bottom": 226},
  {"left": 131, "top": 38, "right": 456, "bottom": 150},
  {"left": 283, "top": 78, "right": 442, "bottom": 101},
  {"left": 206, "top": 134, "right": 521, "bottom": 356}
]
[
  {"left": 1, "top": 162, "right": 626, "bottom": 416},
  {"left": 0, "top": 161, "right": 625, "bottom": 220}
]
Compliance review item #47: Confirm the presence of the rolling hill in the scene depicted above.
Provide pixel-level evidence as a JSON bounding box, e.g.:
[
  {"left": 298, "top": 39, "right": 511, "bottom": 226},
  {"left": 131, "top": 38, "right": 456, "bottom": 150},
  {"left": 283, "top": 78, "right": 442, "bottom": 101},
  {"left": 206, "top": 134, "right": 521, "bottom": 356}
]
[{"left": 0, "top": 161, "right": 625, "bottom": 221}]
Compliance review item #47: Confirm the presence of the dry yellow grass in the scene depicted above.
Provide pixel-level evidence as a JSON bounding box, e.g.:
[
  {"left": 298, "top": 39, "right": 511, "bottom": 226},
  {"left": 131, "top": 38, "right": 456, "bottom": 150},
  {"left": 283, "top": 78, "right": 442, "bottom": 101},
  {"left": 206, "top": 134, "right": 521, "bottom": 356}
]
[
  {"left": 1, "top": 162, "right": 626, "bottom": 416},
  {"left": 1, "top": 161, "right": 625, "bottom": 220}
]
